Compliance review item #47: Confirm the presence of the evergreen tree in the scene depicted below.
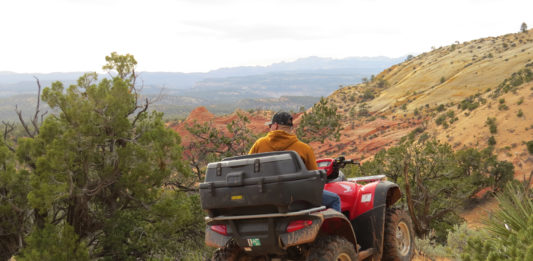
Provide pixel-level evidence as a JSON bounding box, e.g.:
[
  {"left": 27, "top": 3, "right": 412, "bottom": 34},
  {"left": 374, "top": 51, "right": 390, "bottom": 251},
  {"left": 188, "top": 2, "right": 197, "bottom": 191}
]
[
  {"left": 296, "top": 97, "right": 343, "bottom": 143},
  {"left": 355, "top": 138, "right": 514, "bottom": 242},
  {"left": 0, "top": 133, "right": 32, "bottom": 261},
  {"left": 185, "top": 112, "right": 257, "bottom": 185},
  {"left": 7, "top": 53, "right": 205, "bottom": 260}
]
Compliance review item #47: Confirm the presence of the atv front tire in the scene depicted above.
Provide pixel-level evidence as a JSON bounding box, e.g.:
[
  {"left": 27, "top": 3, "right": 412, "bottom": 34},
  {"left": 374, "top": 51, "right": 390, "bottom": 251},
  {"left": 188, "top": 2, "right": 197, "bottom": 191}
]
[
  {"left": 307, "top": 235, "right": 358, "bottom": 261},
  {"left": 383, "top": 208, "right": 415, "bottom": 261}
]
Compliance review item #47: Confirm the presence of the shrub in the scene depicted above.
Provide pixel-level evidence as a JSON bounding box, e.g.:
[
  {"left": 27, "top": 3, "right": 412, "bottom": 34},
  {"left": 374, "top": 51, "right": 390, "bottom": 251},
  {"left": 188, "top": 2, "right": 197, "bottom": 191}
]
[
  {"left": 446, "top": 223, "right": 488, "bottom": 257},
  {"left": 376, "top": 78, "right": 389, "bottom": 88},
  {"left": 446, "top": 110, "right": 455, "bottom": 118},
  {"left": 518, "top": 109, "right": 524, "bottom": 117},
  {"left": 486, "top": 117, "right": 497, "bottom": 134},
  {"left": 493, "top": 68, "right": 533, "bottom": 97},
  {"left": 458, "top": 96, "right": 480, "bottom": 111},
  {"left": 462, "top": 183, "right": 533, "bottom": 261},
  {"left": 18, "top": 224, "right": 90, "bottom": 261},
  {"left": 361, "top": 89, "right": 375, "bottom": 101},
  {"left": 498, "top": 103, "right": 509, "bottom": 110},
  {"left": 527, "top": 140, "right": 533, "bottom": 154},
  {"left": 435, "top": 114, "right": 447, "bottom": 125},
  {"left": 416, "top": 236, "right": 450, "bottom": 259},
  {"left": 417, "top": 223, "right": 491, "bottom": 260},
  {"left": 358, "top": 108, "right": 369, "bottom": 117},
  {"left": 488, "top": 136, "right": 496, "bottom": 145}
]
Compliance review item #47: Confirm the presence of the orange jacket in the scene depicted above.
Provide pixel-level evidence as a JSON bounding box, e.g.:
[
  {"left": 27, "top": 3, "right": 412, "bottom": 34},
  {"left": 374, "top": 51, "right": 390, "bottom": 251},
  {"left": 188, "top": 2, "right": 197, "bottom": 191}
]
[{"left": 248, "top": 130, "right": 318, "bottom": 170}]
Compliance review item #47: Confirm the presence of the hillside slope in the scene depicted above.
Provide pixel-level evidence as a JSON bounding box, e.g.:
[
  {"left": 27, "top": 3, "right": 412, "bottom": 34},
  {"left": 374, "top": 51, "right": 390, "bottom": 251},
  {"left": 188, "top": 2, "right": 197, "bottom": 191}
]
[
  {"left": 323, "top": 29, "right": 533, "bottom": 178},
  {"left": 372, "top": 31, "right": 532, "bottom": 112}
]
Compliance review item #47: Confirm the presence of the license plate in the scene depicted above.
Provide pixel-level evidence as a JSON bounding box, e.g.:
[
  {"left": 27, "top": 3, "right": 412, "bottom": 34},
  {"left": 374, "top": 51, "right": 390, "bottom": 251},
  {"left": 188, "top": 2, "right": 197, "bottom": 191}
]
[{"left": 247, "top": 238, "right": 261, "bottom": 246}]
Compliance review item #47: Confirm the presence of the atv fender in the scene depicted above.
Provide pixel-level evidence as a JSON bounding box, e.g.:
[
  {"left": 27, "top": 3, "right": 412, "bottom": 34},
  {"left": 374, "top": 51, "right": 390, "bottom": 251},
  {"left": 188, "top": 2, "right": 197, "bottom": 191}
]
[
  {"left": 279, "top": 214, "right": 324, "bottom": 247},
  {"left": 280, "top": 209, "right": 356, "bottom": 248},
  {"left": 205, "top": 225, "right": 231, "bottom": 248},
  {"left": 317, "top": 209, "right": 358, "bottom": 249}
]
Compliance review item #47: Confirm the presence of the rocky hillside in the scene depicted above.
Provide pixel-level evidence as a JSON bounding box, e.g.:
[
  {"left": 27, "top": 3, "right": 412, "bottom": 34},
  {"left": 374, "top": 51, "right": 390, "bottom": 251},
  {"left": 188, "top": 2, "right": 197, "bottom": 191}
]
[
  {"left": 170, "top": 29, "right": 533, "bottom": 178},
  {"left": 167, "top": 106, "right": 274, "bottom": 149},
  {"left": 324, "top": 29, "right": 533, "bottom": 179}
]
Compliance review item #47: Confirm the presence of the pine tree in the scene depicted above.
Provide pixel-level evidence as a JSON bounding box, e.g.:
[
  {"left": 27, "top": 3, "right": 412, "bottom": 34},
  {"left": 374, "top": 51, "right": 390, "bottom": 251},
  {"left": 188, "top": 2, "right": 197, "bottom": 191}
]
[
  {"left": 296, "top": 97, "right": 343, "bottom": 143},
  {"left": 9, "top": 53, "right": 205, "bottom": 260},
  {"left": 0, "top": 134, "right": 32, "bottom": 261}
]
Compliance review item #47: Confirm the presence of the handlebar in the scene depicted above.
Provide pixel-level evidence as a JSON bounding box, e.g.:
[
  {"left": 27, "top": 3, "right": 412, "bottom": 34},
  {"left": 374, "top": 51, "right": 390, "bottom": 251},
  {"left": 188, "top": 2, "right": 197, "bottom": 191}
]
[{"left": 334, "top": 156, "right": 359, "bottom": 168}]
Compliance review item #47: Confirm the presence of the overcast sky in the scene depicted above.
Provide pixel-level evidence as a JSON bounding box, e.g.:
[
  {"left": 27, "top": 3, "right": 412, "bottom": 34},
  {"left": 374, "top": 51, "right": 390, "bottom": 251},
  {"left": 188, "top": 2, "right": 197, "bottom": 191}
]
[{"left": 1, "top": 0, "right": 532, "bottom": 73}]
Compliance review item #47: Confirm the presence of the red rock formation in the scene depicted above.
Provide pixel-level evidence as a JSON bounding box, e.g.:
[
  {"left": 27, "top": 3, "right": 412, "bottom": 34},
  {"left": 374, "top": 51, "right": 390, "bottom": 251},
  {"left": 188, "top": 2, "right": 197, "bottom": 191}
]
[{"left": 168, "top": 107, "right": 424, "bottom": 163}]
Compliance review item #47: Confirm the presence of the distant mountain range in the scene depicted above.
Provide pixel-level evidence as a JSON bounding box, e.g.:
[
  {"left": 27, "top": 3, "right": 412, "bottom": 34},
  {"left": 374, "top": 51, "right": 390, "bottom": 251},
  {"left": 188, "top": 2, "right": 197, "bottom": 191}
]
[
  {"left": 0, "top": 56, "right": 404, "bottom": 119},
  {"left": 0, "top": 56, "right": 404, "bottom": 95}
]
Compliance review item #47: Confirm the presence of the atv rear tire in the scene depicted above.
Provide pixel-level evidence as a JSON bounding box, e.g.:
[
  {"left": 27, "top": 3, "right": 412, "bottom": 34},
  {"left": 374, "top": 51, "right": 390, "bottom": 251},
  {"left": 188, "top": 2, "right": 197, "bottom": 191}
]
[
  {"left": 383, "top": 208, "right": 415, "bottom": 261},
  {"left": 307, "top": 235, "right": 358, "bottom": 261}
]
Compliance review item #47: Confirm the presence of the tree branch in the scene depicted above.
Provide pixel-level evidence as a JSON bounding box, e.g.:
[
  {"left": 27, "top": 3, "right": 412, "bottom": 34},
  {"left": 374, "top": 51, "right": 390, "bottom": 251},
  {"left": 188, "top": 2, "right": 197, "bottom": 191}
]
[
  {"left": 429, "top": 208, "right": 454, "bottom": 220},
  {"left": 31, "top": 76, "right": 43, "bottom": 135},
  {"left": 15, "top": 77, "right": 46, "bottom": 137},
  {"left": 1, "top": 121, "right": 15, "bottom": 152},
  {"left": 131, "top": 98, "right": 149, "bottom": 127},
  {"left": 403, "top": 157, "right": 424, "bottom": 236},
  {"left": 16, "top": 105, "right": 34, "bottom": 138}
]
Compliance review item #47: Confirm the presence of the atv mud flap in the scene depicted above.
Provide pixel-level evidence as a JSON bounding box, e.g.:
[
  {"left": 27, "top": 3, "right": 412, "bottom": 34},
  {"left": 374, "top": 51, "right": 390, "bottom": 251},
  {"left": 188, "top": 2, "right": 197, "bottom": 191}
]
[
  {"left": 351, "top": 205, "right": 385, "bottom": 258},
  {"left": 350, "top": 181, "right": 398, "bottom": 260}
]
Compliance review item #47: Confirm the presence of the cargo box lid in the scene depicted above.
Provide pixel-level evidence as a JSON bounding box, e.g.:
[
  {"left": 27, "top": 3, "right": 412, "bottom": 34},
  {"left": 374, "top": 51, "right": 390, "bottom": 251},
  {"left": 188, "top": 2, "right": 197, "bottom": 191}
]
[{"left": 204, "top": 151, "right": 307, "bottom": 183}]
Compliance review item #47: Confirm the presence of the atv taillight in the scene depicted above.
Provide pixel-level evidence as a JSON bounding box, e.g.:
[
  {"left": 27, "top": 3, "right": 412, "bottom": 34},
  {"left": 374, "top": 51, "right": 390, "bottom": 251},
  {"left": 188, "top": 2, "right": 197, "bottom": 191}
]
[
  {"left": 286, "top": 220, "right": 313, "bottom": 233},
  {"left": 210, "top": 224, "right": 228, "bottom": 236}
]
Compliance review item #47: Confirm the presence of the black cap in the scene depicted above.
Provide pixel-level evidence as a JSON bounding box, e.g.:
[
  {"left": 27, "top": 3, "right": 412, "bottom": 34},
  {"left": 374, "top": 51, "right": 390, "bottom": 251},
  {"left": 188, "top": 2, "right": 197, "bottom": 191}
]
[{"left": 266, "top": 112, "right": 293, "bottom": 126}]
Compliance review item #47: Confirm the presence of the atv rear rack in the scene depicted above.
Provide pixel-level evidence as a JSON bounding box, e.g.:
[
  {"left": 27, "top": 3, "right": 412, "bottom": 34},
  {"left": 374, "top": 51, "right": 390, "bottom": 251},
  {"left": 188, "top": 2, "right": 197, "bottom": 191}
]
[
  {"left": 348, "top": 174, "right": 387, "bottom": 183},
  {"left": 205, "top": 206, "right": 326, "bottom": 222}
]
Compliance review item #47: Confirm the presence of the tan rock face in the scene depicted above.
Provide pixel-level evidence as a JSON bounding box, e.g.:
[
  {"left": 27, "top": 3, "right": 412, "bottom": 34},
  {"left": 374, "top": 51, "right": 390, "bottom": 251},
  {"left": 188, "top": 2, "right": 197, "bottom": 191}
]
[{"left": 321, "top": 29, "right": 533, "bottom": 175}]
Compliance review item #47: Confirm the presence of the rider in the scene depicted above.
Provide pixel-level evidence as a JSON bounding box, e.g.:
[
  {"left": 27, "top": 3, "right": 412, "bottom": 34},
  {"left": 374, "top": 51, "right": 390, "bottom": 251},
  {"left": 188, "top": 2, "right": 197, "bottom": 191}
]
[{"left": 248, "top": 111, "right": 341, "bottom": 212}]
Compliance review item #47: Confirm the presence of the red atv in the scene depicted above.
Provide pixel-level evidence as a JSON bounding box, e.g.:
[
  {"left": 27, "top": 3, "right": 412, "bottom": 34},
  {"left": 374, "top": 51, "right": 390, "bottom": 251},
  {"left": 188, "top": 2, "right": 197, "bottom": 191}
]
[{"left": 200, "top": 151, "right": 414, "bottom": 260}]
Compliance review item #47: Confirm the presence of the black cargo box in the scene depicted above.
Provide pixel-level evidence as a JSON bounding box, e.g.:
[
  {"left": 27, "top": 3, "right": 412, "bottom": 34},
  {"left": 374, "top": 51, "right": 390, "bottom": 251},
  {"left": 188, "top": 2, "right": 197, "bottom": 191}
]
[{"left": 199, "top": 151, "right": 325, "bottom": 216}]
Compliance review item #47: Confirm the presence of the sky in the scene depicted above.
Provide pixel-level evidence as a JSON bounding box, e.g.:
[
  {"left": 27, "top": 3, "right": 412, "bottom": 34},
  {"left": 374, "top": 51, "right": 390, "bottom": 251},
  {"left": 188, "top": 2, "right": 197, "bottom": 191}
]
[{"left": 1, "top": 0, "right": 532, "bottom": 73}]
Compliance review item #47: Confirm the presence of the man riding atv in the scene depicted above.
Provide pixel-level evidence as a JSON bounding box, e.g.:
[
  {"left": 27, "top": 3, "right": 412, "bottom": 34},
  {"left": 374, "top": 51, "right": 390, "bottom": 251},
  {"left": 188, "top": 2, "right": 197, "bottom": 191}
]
[
  {"left": 248, "top": 111, "right": 341, "bottom": 212},
  {"left": 199, "top": 113, "right": 415, "bottom": 260}
]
